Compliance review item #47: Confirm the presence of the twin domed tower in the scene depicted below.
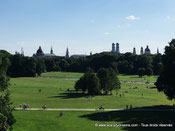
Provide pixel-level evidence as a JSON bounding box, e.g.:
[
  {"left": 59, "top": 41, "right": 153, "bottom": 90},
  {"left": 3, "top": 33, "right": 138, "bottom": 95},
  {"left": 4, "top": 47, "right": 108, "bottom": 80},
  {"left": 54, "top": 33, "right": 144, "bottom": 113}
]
[
  {"left": 111, "top": 43, "right": 157, "bottom": 55},
  {"left": 112, "top": 43, "right": 120, "bottom": 54}
]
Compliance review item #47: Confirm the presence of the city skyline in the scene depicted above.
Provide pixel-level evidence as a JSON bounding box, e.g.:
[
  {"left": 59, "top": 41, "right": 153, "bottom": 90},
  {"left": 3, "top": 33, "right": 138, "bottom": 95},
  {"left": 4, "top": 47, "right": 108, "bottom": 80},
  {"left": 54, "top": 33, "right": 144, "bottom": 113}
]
[{"left": 0, "top": 0, "right": 175, "bottom": 56}]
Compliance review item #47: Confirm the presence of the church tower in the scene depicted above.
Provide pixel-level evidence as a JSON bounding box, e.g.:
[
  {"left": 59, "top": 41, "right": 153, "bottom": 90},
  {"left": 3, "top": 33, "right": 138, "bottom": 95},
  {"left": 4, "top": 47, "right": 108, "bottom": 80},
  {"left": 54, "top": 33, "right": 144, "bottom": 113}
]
[
  {"left": 145, "top": 45, "right": 151, "bottom": 55},
  {"left": 21, "top": 48, "right": 24, "bottom": 56},
  {"left": 116, "top": 43, "right": 120, "bottom": 54},
  {"left": 65, "top": 47, "right": 69, "bottom": 58},
  {"left": 112, "top": 43, "right": 115, "bottom": 52},
  {"left": 133, "top": 47, "right": 136, "bottom": 54},
  {"left": 140, "top": 47, "right": 143, "bottom": 55},
  {"left": 157, "top": 48, "right": 159, "bottom": 54},
  {"left": 90, "top": 52, "right": 92, "bottom": 56},
  {"left": 50, "top": 46, "right": 53, "bottom": 54}
]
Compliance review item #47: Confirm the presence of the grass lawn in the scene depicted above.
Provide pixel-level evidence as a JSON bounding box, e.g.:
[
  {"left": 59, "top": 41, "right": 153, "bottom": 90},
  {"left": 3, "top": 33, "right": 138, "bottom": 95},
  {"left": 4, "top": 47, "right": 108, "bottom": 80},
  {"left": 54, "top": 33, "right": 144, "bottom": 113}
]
[
  {"left": 10, "top": 74, "right": 175, "bottom": 131},
  {"left": 10, "top": 77, "right": 173, "bottom": 109},
  {"left": 41, "top": 72, "right": 83, "bottom": 78},
  {"left": 13, "top": 110, "right": 175, "bottom": 131},
  {"left": 118, "top": 74, "right": 158, "bottom": 83},
  {"left": 40, "top": 72, "right": 158, "bottom": 83}
]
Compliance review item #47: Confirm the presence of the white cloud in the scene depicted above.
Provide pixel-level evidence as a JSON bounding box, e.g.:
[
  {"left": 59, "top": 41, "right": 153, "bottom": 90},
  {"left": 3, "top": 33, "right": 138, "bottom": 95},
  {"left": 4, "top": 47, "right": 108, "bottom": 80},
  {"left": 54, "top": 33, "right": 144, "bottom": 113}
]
[
  {"left": 125, "top": 15, "right": 140, "bottom": 20},
  {"left": 104, "top": 32, "right": 112, "bottom": 35}
]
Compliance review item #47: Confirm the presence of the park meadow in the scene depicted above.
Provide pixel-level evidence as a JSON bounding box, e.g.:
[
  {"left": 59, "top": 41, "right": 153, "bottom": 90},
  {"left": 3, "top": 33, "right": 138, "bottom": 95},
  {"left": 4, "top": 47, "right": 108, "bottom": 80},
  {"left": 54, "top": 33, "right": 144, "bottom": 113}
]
[{"left": 10, "top": 72, "right": 175, "bottom": 131}]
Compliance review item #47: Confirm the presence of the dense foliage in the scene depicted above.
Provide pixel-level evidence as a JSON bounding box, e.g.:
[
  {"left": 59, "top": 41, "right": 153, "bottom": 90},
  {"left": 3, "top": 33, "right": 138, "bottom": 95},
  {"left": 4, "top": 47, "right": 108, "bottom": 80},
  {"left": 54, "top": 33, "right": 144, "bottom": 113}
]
[
  {"left": 43, "top": 52, "right": 162, "bottom": 76},
  {"left": 75, "top": 68, "right": 120, "bottom": 95},
  {"left": 0, "top": 49, "right": 162, "bottom": 77},
  {"left": 0, "top": 51, "right": 15, "bottom": 130},
  {"left": 155, "top": 39, "right": 175, "bottom": 100}
]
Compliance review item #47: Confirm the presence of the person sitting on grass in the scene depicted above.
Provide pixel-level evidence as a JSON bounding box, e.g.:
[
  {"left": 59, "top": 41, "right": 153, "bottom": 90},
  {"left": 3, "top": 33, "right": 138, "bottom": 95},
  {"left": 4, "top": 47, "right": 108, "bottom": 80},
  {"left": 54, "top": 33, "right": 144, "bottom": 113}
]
[
  {"left": 60, "top": 112, "right": 63, "bottom": 116},
  {"left": 130, "top": 104, "right": 132, "bottom": 109},
  {"left": 38, "top": 89, "right": 41, "bottom": 92},
  {"left": 43, "top": 104, "right": 47, "bottom": 109},
  {"left": 99, "top": 105, "right": 104, "bottom": 110},
  {"left": 23, "top": 104, "right": 27, "bottom": 110},
  {"left": 126, "top": 105, "right": 128, "bottom": 109}
]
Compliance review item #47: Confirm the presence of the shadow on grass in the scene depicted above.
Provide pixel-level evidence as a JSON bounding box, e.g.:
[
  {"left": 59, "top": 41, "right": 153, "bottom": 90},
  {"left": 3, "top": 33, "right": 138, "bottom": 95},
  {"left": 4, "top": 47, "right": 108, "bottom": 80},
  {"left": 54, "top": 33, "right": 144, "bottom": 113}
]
[
  {"left": 48, "top": 93, "right": 85, "bottom": 99},
  {"left": 48, "top": 92, "right": 114, "bottom": 99},
  {"left": 80, "top": 105, "right": 175, "bottom": 131}
]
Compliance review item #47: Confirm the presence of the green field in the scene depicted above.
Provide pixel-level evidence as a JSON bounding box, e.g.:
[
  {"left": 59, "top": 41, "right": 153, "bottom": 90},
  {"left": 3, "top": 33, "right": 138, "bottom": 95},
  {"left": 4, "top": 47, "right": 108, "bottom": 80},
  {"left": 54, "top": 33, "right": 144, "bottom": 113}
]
[
  {"left": 9, "top": 72, "right": 174, "bottom": 130},
  {"left": 41, "top": 72, "right": 83, "bottom": 78},
  {"left": 10, "top": 78, "right": 172, "bottom": 109},
  {"left": 41, "top": 72, "right": 158, "bottom": 83},
  {"left": 13, "top": 110, "right": 175, "bottom": 131}
]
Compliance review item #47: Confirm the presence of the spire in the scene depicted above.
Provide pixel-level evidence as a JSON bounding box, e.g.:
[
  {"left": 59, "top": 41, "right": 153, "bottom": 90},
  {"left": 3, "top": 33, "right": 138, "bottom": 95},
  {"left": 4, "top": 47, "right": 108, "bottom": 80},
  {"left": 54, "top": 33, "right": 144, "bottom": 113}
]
[
  {"left": 140, "top": 47, "right": 143, "bottom": 55},
  {"left": 50, "top": 46, "right": 53, "bottom": 54},
  {"left": 157, "top": 48, "right": 159, "bottom": 54},
  {"left": 21, "top": 48, "right": 24, "bottom": 56},
  {"left": 133, "top": 47, "right": 136, "bottom": 54},
  {"left": 65, "top": 47, "right": 69, "bottom": 58},
  {"left": 112, "top": 43, "right": 115, "bottom": 52},
  {"left": 90, "top": 52, "right": 92, "bottom": 56},
  {"left": 116, "top": 43, "right": 120, "bottom": 54},
  {"left": 145, "top": 45, "right": 151, "bottom": 55}
]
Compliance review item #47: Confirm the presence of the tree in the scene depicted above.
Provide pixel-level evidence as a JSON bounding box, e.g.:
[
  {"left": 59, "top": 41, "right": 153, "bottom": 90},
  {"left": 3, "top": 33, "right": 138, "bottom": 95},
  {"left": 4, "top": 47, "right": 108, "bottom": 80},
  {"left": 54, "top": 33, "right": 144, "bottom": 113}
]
[
  {"left": 153, "top": 54, "right": 163, "bottom": 75},
  {"left": 0, "top": 113, "right": 8, "bottom": 131},
  {"left": 36, "top": 59, "right": 46, "bottom": 76},
  {"left": 0, "top": 53, "right": 15, "bottom": 130},
  {"left": 155, "top": 39, "right": 175, "bottom": 100},
  {"left": 137, "top": 68, "right": 145, "bottom": 77},
  {"left": 107, "top": 68, "right": 120, "bottom": 94},
  {"left": 7, "top": 55, "right": 37, "bottom": 77},
  {"left": 97, "top": 68, "right": 120, "bottom": 95},
  {"left": 74, "top": 67, "right": 94, "bottom": 93},
  {"left": 59, "top": 59, "right": 69, "bottom": 71},
  {"left": 97, "top": 68, "right": 109, "bottom": 94},
  {"left": 145, "top": 67, "right": 153, "bottom": 76},
  {"left": 87, "top": 73, "right": 100, "bottom": 95},
  {"left": 110, "top": 62, "right": 119, "bottom": 74},
  {"left": 24, "top": 57, "right": 37, "bottom": 77},
  {"left": 74, "top": 67, "right": 100, "bottom": 95},
  {"left": 74, "top": 76, "right": 87, "bottom": 93}
]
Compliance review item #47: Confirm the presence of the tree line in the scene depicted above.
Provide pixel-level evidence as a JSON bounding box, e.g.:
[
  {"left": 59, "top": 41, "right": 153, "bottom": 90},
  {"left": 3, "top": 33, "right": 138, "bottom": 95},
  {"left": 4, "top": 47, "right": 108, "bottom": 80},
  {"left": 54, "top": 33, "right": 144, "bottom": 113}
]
[{"left": 0, "top": 50, "right": 163, "bottom": 78}]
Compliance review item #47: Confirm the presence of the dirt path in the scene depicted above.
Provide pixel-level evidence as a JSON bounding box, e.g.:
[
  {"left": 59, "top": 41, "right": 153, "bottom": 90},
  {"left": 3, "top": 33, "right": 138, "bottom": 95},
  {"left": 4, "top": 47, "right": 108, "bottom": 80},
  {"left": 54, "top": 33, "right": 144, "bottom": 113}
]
[{"left": 14, "top": 108, "right": 175, "bottom": 111}]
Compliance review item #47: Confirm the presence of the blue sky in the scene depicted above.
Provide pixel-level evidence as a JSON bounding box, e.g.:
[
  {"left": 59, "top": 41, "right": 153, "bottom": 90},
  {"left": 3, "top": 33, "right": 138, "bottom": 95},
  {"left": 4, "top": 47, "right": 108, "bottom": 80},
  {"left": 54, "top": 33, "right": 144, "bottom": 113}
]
[{"left": 0, "top": 0, "right": 175, "bottom": 56}]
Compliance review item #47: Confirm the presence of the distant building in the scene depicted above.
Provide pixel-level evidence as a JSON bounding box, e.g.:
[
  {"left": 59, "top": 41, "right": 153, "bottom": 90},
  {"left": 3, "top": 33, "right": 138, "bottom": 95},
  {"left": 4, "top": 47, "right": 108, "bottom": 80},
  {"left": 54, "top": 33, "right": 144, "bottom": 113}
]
[
  {"left": 65, "top": 47, "right": 69, "bottom": 58},
  {"left": 140, "top": 47, "right": 144, "bottom": 55},
  {"left": 116, "top": 43, "right": 120, "bottom": 54},
  {"left": 157, "top": 48, "right": 160, "bottom": 54},
  {"left": 144, "top": 45, "right": 151, "bottom": 55},
  {"left": 71, "top": 54, "right": 87, "bottom": 58},
  {"left": 133, "top": 47, "right": 136, "bottom": 54},
  {"left": 111, "top": 43, "right": 120, "bottom": 54},
  {"left": 15, "top": 51, "right": 20, "bottom": 55},
  {"left": 33, "top": 46, "right": 56, "bottom": 58},
  {"left": 90, "top": 52, "right": 92, "bottom": 56},
  {"left": 50, "top": 46, "right": 53, "bottom": 54},
  {"left": 21, "top": 48, "right": 24, "bottom": 56},
  {"left": 112, "top": 43, "right": 115, "bottom": 52}
]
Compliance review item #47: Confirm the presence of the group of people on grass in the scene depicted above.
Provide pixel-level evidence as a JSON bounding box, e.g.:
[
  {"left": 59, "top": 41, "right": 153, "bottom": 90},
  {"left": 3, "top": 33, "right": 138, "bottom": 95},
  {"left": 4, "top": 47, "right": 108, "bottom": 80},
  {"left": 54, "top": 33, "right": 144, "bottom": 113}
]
[{"left": 20, "top": 104, "right": 30, "bottom": 109}]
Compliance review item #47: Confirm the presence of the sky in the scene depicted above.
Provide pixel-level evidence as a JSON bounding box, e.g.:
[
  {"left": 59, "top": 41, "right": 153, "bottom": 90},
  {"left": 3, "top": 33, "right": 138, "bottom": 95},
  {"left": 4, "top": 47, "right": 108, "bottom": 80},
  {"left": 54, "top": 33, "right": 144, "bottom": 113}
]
[{"left": 0, "top": 0, "right": 175, "bottom": 56}]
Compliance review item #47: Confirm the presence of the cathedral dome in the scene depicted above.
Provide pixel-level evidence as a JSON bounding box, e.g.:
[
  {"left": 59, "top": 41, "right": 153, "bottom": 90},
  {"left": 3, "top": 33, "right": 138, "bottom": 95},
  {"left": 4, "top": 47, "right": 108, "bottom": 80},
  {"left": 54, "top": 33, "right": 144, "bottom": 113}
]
[
  {"left": 36, "top": 46, "right": 44, "bottom": 55},
  {"left": 145, "top": 45, "right": 150, "bottom": 51}
]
